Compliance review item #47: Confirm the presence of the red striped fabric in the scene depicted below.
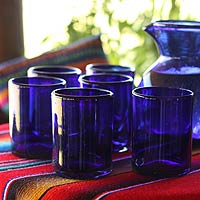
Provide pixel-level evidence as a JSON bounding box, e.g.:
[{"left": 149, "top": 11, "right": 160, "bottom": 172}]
[
  {"left": 2, "top": 164, "right": 53, "bottom": 198},
  {"left": 0, "top": 123, "right": 9, "bottom": 132},
  {"left": 0, "top": 123, "right": 11, "bottom": 152},
  {"left": 1, "top": 123, "right": 200, "bottom": 200},
  {"left": 32, "top": 154, "right": 200, "bottom": 200},
  {"left": 93, "top": 169, "right": 200, "bottom": 200}
]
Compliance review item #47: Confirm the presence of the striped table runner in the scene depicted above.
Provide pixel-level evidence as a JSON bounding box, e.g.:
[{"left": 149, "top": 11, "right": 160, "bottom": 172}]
[{"left": 1, "top": 123, "right": 200, "bottom": 200}]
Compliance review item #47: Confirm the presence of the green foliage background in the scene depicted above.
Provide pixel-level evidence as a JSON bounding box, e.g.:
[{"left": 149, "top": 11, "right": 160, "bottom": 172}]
[{"left": 45, "top": 0, "right": 197, "bottom": 81}]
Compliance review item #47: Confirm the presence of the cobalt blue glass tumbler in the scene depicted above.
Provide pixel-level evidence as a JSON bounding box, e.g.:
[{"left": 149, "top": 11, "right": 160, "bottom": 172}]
[
  {"left": 52, "top": 88, "right": 113, "bottom": 179},
  {"left": 132, "top": 87, "right": 194, "bottom": 177},
  {"left": 79, "top": 73, "right": 133, "bottom": 153},
  {"left": 27, "top": 65, "right": 82, "bottom": 87},
  {"left": 86, "top": 63, "right": 135, "bottom": 79},
  {"left": 8, "top": 76, "right": 66, "bottom": 159}
]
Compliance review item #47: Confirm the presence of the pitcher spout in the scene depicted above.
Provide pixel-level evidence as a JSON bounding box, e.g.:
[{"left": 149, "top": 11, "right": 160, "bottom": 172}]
[
  {"left": 144, "top": 22, "right": 155, "bottom": 38},
  {"left": 144, "top": 20, "right": 200, "bottom": 57}
]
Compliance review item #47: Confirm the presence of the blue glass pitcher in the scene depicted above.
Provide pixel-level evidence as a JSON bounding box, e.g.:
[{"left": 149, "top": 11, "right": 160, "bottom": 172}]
[{"left": 142, "top": 20, "right": 200, "bottom": 148}]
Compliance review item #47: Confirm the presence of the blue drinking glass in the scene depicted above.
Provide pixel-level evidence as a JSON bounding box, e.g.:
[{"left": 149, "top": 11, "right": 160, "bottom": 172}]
[
  {"left": 27, "top": 65, "right": 82, "bottom": 87},
  {"left": 86, "top": 63, "right": 135, "bottom": 80},
  {"left": 79, "top": 73, "right": 133, "bottom": 153},
  {"left": 8, "top": 76, "right": 66, "bottom": 159},
  {"left": 132, "top": 86, "right": 194, "bottom": 177},
  {"left": 52, "top": 88, "right": 113, "bottom": 179}
]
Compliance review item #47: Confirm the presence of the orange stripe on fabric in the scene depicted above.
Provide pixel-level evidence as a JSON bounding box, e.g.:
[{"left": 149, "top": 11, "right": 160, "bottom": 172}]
[
  {"left": 0, "top": 88, "right": 8, "bottom": 99},
  {"left": 0, "top": 95, "right": 8, "bottom": 108},
  {"left": 0, "top": 88, "right": 8, "bottom": 104},
  {"left": 15, "top": 175, "right": 81, "bottom": 200},
  {"left": 8, "top": 155, "right": 132, "bottom": 200}
]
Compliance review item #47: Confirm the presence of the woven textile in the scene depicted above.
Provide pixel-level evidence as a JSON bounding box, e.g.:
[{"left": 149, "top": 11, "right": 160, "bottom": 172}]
[
  {"left": 1, "top": 124, "right": 200, "bottom": 200},
  {"left": 0, "top": 35, "right": 108, "bottom": 123}
]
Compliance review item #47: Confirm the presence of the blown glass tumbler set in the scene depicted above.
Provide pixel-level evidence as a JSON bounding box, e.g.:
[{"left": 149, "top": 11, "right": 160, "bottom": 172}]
[
  {"left": 79, "top": 73, "right": 133, "bottom": 153},
  {"left": 8, "top": 61, "right": 194, "bottom": 178},
  {"left": 9, "top": 76, "right": 66, "bottom": 159},
  {"left": 52, "top": 88, "right": 113, "bottom": 179},
  {"left": 132, "top": 87, "right": 193, "bottom": 177}
]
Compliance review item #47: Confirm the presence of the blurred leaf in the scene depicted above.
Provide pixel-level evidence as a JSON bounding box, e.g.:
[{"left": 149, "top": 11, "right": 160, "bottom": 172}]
[{"left": 44, "top": 0, "right": 192, "bottom": 78}]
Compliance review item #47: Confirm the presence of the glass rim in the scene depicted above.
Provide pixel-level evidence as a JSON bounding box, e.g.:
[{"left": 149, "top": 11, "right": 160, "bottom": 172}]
[
  {"left": 133, "top": 86, "right": 194, "bottom": 100},
  {"left": 28, "top": 65, "right": 82, "bottom": 75},
  {"left": 9, "top": 76, "right": 66, "bottom": 88},
  {"left": 86, "top": 63, "right": 135, "bottom": 72},
  {"left": 52, "top": 87, "right": 114, "bottom": 99},
  {"left": 148, "top": 20, "right": 200, "bottom": 29},
  {"left": 79, "top": 73, "right": 133, "bottom": 85}
]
